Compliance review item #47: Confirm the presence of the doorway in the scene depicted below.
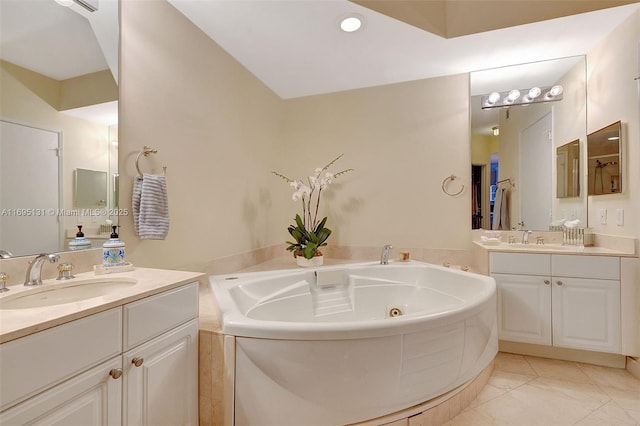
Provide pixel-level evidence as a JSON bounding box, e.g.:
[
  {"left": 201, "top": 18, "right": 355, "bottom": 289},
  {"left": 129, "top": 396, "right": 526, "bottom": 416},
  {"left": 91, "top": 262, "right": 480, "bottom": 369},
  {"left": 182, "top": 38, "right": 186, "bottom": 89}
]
[
  {"left": 0, "top": 120, "right": 61, "bottom": 255},
  {"left": 520, "top": 112, "right": 552, "bottom": 230}
]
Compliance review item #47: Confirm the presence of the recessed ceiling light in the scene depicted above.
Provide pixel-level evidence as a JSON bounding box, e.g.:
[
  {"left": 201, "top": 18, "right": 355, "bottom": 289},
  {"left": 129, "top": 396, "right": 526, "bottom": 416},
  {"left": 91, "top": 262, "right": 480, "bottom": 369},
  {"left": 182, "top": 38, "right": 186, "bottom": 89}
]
[{"left": 340, "top": 14, "right": 364, "bottom": 33}]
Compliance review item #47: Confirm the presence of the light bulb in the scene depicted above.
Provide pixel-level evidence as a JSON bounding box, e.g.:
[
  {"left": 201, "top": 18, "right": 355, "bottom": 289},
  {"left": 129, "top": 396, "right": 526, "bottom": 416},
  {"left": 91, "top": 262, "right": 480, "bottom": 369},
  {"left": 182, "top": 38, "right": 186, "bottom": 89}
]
[
  {"left": 528, "top": 87, "right": 541, "bottom": 99},
  {"left": 340, "top": 16, "right": 362, "bottom": 32},
  {"left": 507, "top": 89, "right": 520, "bottom": 102},
  {"left": 549, "top": 85, "right": 563, "bottom": 96},
  {"left": 486, "top": 91, "right": 501, "bottom": 106}
]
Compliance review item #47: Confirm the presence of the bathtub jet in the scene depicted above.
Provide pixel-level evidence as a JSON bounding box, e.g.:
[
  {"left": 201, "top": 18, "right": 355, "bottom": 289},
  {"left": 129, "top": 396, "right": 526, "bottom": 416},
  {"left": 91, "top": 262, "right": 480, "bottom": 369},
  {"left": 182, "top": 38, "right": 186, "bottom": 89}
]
[{"left": 210, "top": 260, "right": 498, "bottom": 426}]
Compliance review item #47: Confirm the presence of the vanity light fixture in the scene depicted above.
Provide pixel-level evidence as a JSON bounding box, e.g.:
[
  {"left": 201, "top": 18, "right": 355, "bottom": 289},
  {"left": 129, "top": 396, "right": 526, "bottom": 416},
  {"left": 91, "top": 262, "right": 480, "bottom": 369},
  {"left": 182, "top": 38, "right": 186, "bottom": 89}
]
[
  {"left": 481, "top": 84, "right": 564, "bottom": 109},
  {"left": 339, "top": 14, "right": 365, "bottom": 33},
  {"left": 54, "top": 0, "right": 99, "bottom": 12}
]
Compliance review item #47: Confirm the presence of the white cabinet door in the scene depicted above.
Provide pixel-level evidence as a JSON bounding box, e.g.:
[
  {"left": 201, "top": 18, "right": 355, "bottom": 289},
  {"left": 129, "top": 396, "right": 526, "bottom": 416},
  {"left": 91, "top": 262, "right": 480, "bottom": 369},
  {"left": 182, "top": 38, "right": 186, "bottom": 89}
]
[
  {"left": 0, "top": 357, "right": 122, "bottom": 426},
  {"left": 123, "top": 319, "right": 198, "bottom": 426},
  {"left": 493, "top": 273, "right": 552, "bottom": 345},
  {"left": 552, "top": 277, "right": 621, "bottom": 353}
]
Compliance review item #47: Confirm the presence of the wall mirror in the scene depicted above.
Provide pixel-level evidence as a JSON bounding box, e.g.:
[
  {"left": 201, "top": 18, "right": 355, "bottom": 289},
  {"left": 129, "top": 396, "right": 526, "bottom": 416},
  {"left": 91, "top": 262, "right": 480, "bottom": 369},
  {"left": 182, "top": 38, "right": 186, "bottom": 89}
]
[
  {"left": 0, "top": 0, "right": 119, "bottom": 257},
  {"left": 587, "top": 121, "right": 622, "bottom": 195},
  {"left": 556, "top": 139, "right": 581, "bottom": 198},
  {"left": 470, "top": 55, "right": 587, "bottom": 231}
]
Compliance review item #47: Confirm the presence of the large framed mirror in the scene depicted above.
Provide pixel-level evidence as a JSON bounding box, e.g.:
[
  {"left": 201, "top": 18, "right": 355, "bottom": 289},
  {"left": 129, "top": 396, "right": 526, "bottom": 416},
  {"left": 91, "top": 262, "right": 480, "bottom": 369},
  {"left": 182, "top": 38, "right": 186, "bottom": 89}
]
[
  {"left": 587, "top": 121, "right": 622, "bottom": 195},
  {"left": 0, "top": 0, "right": 119, "bottom": 257},
  {"left": 470, "top": 56, "right": 587, "bottom": 231}
]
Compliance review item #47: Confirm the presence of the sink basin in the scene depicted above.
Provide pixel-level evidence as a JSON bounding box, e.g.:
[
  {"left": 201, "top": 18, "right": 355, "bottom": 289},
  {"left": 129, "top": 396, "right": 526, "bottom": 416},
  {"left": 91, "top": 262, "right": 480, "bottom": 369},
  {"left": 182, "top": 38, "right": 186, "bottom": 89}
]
[{"left": 0, "top": 278, "right": 138, "bottom": 309}]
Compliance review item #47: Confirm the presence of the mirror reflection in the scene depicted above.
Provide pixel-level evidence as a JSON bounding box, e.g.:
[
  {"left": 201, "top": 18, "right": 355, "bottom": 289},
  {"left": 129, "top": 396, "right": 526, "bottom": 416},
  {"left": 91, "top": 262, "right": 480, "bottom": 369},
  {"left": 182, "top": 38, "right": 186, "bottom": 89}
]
[
  {"left": 0, "top": 0, "right": 119, "bottom": 257},
  {"left": 556, "top": 140, "right": 581, "bottom": 198},
  {"left": 470, "top": 56, "right": 587, "bottom": 231},
  {"left": 587, "top": 121, "right": 622, "bottom": 195}
]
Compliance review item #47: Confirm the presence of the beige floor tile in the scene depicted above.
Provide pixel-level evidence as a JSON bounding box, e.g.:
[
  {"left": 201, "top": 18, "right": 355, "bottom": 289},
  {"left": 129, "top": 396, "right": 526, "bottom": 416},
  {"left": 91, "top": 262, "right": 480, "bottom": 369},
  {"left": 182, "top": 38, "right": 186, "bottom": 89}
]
[
  {"left": 472, "top": 392, "right": 555, "bottom": 426},
  {"left": 524, "top": 356, "right": 592, "bottom": 384},
  {"left": 442, "top": 408, "right": 496, "bottom": 426},
  {"left": 524, "top": 377, "right": 611, "bottom": 409},
  {"left": 597, "top": 384, "right": 640, "bottom": 411},
  {"left": 574, "top": 400, "right": 639, "bottom": 426},
  {"left": 578, "top": 362, "right": 640, "bottom": 392},
  {"left": 487, "top": 369, "right": 536, "bottom": 391},
  {"left": 493, "top": 352, "right": 536, "bottom": 375}
]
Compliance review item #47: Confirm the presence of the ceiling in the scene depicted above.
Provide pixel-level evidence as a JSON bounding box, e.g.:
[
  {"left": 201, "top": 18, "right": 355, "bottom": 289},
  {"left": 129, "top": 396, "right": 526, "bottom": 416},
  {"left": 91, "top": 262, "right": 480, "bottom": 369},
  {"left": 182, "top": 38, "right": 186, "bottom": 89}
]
[
  {"left": 0, "top": 0, "right": 118, "bottom": 125},
  {"left": 168, "top": 0, "right": 640, "bottom": 99},
  {"left": 2, "top": 0, "right": 639, "bottom": 121}
]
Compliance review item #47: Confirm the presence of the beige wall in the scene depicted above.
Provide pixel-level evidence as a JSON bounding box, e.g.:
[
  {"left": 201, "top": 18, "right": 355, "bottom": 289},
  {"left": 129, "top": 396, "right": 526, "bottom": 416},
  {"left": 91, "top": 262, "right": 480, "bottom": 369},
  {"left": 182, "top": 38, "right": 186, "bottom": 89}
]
[
  {"left": 119, "top": 1, "right": 472, "bottom": 270},
  {"left": 282, "top": 76, "right": 471, "bottom": 250},
  {"left": 119, "top": 0, "right": 284, "bottom": 271},
  {"left": 586, "top": 8, "right": 640, "bottom": 238}
]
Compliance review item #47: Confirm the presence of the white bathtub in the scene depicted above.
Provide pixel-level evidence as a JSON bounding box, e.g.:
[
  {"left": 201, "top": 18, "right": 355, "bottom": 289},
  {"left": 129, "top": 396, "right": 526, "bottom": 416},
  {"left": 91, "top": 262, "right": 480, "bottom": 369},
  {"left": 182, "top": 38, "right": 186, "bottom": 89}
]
[{"left": 210, "top": 261, "right": 497, "bottom": 426}]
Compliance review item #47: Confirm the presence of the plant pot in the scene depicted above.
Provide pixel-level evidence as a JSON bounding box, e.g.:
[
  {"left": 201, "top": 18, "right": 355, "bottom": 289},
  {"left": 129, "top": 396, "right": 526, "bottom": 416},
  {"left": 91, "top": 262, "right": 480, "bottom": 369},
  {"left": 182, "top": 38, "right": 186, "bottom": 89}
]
[{"left": 296, "top": 255, "right": 323, "bottom": 267}]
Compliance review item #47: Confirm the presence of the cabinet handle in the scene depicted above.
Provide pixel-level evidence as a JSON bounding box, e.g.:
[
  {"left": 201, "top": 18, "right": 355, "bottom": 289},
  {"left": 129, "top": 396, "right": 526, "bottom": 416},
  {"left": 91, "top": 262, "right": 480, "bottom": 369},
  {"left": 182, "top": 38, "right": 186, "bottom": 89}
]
[
  {"left": 556, "top": 280, "right": 563, "bottom": 286},
  {"left": 544, "top": 280, "right": 550, "bottom": 285},
  {"left": 132, "top": 357, "right": 144, "bottom": 367},
  {"left": 109, "top": 368, "right": 123, "bottom": 379}
]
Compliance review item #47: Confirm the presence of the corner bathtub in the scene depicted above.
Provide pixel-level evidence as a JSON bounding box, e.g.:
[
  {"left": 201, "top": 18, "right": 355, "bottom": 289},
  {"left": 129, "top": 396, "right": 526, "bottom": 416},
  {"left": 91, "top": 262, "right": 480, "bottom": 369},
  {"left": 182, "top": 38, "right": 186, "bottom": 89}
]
[{"left": 210, "top": 261, "right": 497, "bottom": 426}]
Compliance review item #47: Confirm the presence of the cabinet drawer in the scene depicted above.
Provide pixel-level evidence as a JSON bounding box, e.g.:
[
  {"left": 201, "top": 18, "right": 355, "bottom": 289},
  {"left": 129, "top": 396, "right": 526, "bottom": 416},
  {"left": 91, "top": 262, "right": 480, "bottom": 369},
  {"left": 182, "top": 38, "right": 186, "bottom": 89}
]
[
  {"left": 0, "top": 307, "right": 122, "bottom": 411},
  {"left": 123, "top": 282, "right": 198, "bottom": 351},
  {"left": 552, "top": 255, "right": 619, "bottom": 280},
  {"left": 490, "top": 252, "right": 550, "bottom": 275}
]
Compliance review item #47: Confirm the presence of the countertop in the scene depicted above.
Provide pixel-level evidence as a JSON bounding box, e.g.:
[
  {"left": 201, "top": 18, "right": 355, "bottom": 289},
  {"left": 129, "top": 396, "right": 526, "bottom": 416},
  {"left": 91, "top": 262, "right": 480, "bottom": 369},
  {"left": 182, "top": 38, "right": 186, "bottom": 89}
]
[
  {"left": 0, "top": 267, "right": 205, "bottom": 343},
  {"left": 472, "top": 241, "right": 637, "bottom": 257}
]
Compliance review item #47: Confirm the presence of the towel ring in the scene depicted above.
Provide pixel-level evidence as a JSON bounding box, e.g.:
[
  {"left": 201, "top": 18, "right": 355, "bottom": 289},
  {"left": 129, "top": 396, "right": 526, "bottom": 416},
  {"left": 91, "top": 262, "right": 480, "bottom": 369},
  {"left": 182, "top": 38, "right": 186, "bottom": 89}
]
[
  {"left": 442, "top": 174, "right": 464, "bottom": 196},
  {"left": 135, "top": 146, "right": 166, "bottom": 178}
]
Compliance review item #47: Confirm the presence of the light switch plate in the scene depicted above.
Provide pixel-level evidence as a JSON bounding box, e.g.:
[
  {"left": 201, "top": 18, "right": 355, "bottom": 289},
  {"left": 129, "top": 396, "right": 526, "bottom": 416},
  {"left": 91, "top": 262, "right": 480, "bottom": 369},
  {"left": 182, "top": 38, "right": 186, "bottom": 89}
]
[
  {"left": 600, "top": 209, "right": 607, "bottom": 225},
  {"left": 616, "top": 209, "right": 624, "bottom": 226}
]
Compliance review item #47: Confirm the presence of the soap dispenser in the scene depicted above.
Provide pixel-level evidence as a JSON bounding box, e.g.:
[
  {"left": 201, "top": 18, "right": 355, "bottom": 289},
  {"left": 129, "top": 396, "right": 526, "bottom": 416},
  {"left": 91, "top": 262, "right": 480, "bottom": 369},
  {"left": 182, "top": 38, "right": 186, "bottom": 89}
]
[
  {"left": 68, "top": 225, "right": 92, "bottom": 250},
  {"left": 103, "top": 225, "right": 125, "bottom": 267}
]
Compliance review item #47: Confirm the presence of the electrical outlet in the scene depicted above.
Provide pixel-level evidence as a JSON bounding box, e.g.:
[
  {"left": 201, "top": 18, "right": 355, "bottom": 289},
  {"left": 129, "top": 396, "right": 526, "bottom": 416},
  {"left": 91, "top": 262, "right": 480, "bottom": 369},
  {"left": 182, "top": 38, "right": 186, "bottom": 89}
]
[
  {"left": 616, "top": 209, "right": 624, "bottom": 226},
  {"left": 599, "top": 209, "right": 607, "bottom": 225}
]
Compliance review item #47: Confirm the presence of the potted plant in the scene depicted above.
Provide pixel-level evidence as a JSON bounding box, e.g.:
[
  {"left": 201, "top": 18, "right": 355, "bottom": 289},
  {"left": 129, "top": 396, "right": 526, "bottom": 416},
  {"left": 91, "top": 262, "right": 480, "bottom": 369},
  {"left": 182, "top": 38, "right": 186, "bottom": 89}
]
[{"left": 273, "top": 154, "right": 353, "bottom": 267}]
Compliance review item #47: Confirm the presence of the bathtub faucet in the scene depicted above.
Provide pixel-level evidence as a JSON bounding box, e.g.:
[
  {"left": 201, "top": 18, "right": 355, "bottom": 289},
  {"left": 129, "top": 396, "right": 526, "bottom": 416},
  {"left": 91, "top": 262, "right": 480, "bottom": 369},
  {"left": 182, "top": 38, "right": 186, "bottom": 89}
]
[{"left": 380, "top": 245, "right": 393, "bottom": 265}]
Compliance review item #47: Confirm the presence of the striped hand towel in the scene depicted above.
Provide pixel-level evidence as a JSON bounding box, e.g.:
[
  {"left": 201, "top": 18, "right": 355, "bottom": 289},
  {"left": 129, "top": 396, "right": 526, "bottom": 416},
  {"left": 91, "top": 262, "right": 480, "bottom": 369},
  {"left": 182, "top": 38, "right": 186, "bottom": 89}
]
[
  {"left": 135, "top": 173, "right": 169, "bottom": 240},
  {"left": 132, "top": 176, "right": 143, "bottom": 236}
]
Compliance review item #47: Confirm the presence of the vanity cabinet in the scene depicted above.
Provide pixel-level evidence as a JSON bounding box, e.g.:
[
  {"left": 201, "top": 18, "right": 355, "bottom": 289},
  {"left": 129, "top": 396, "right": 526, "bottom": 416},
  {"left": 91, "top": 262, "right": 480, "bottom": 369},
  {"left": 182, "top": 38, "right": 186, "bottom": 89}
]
[
  {"left": 490, "top": 253, "right": 621, "bottom": 353},
  {"left": 0, "top": 281, "right": 199, "bottom": 425}
]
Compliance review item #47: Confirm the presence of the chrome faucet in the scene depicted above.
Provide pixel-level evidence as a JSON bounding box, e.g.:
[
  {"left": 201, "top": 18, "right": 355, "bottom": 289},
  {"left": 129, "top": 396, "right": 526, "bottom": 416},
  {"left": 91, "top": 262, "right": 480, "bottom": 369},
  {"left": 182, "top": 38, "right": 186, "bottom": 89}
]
[
  {"left": 24, "top": 253, "right": 60, "bottom": 286},
  {"left": 0, "top": 250, "right": 13, "bottom": 259},
  {"left": 380, "top": 244, "right": 393, "bottom": 265},
  {"left": 522, "top": 230, "right": 533, "bottom": 244}
]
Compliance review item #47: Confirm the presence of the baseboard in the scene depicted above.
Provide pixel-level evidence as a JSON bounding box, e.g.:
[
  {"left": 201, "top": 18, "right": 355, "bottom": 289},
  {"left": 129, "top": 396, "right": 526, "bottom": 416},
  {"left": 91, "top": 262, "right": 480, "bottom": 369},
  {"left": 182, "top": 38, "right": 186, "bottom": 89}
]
[{"left": 499, "top": 340, "right": 627, "bottom": 368}]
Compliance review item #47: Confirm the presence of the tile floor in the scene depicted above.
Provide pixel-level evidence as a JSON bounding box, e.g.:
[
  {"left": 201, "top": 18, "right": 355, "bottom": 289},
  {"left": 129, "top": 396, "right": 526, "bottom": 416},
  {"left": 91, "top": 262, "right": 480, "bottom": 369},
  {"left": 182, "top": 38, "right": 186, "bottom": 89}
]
[{"left": 443, "top": 352, "right": 640, "bottom": 426}]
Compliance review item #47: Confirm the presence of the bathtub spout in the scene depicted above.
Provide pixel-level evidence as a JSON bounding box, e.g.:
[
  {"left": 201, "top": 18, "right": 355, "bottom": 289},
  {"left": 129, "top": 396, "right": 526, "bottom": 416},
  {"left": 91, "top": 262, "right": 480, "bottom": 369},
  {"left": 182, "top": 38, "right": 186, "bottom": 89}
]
[{"left": 380, "top": 245, "right": 393, "bottom": 265}]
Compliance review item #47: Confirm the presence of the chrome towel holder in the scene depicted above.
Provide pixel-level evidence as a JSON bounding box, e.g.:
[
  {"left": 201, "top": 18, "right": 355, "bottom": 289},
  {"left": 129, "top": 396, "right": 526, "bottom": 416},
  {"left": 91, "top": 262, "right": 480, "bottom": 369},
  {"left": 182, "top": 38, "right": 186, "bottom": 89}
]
[
  {"left": 135, "top": 146, "right": 166, "bottom": 178},
  {"left": 442, "top": 174, "right": 464, "bottom": 196}
]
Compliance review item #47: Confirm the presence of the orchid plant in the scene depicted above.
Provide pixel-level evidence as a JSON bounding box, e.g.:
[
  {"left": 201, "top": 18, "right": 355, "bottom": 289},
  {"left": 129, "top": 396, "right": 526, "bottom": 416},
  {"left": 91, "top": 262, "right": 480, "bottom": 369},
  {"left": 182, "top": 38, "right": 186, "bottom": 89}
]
[{"left": 273, "top": 154, "right": 353, "bottom": 259}]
